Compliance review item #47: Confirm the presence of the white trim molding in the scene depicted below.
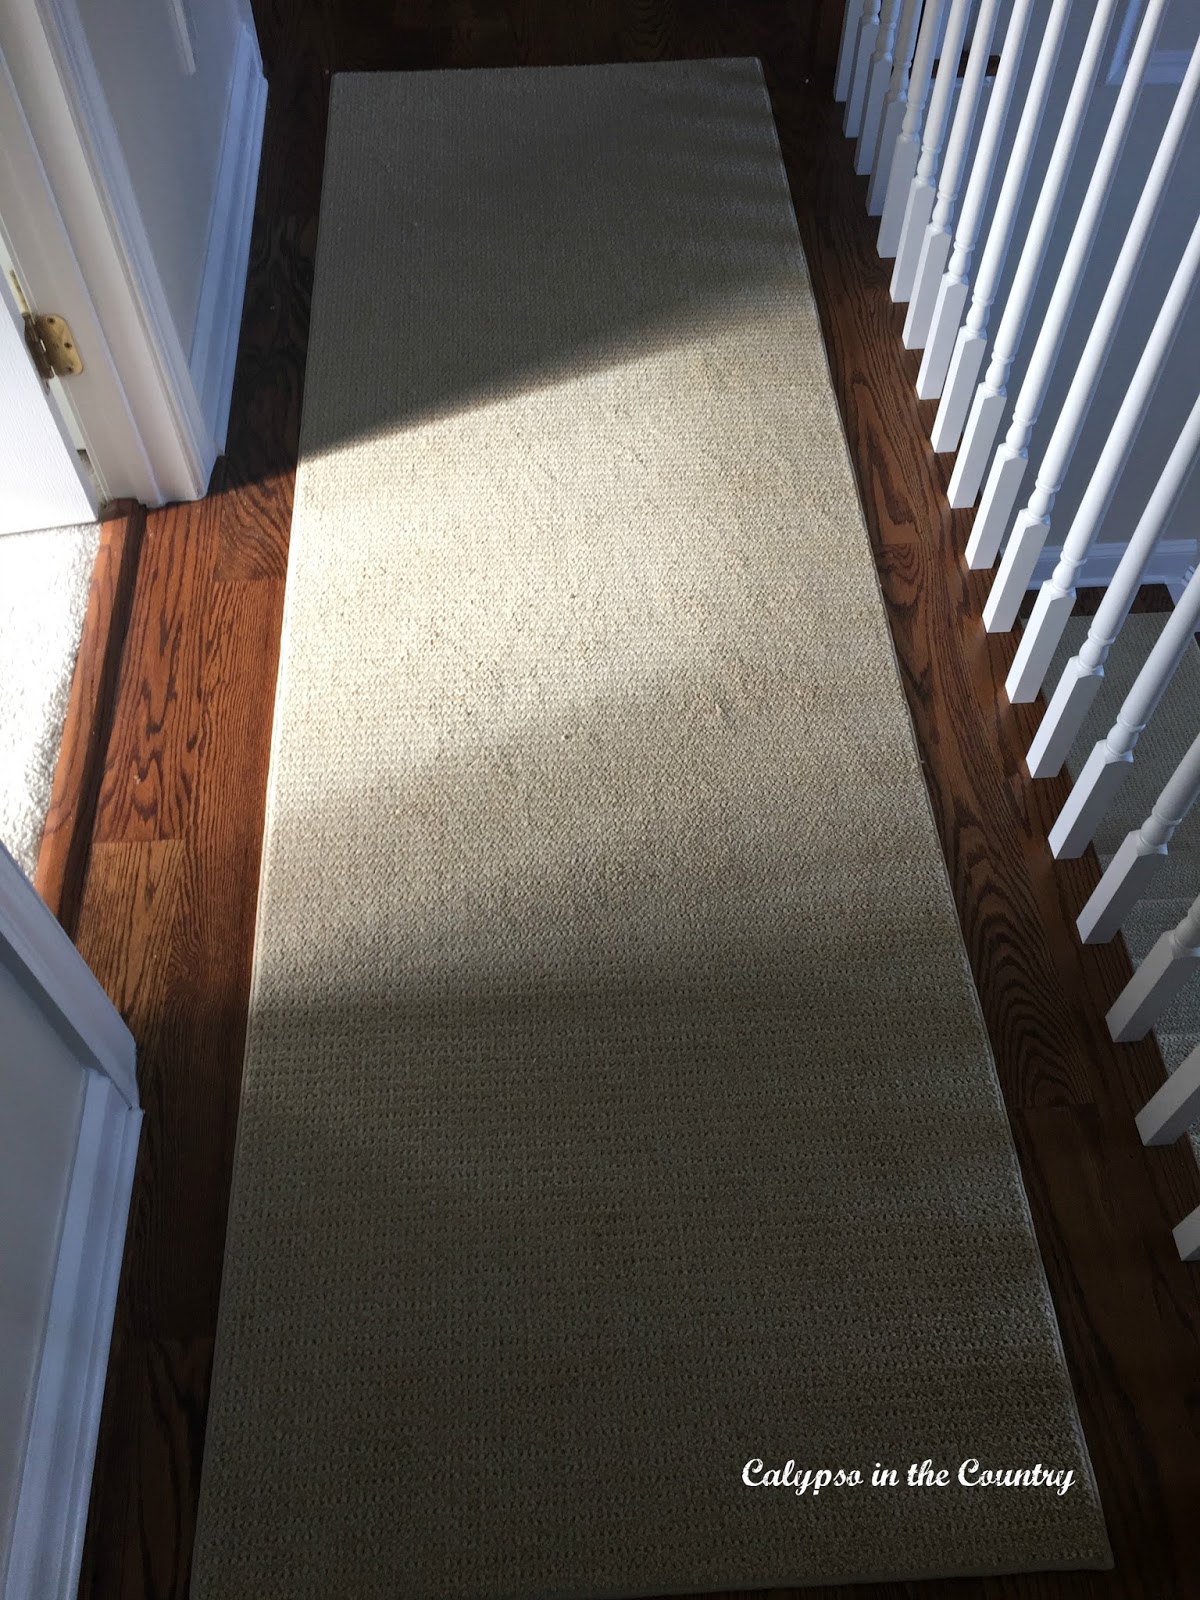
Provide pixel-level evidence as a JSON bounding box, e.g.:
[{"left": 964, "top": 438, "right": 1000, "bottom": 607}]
[
  {"left": 166, "top": 0, "right": 198, "bottom": 77},
  {"left": 0, "top": 846, "right": 137, "bottom": 1107},
  {"left": 2, "top": 1075, "right": 141, "bottom": 1600},
  {"left": 1030, "top": 537, "right": 1199, "bottom": 597},
  {"left": 190, "top": 21, "right": 267, "bottom": 452}
]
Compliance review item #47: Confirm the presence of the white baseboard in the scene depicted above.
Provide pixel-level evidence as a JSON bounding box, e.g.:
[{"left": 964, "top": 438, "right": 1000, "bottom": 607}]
[
  {"left": 3, "top": 1073, "right": 141, "bottom": 1600},
  {"left": 1030, "top": 538, "right": 1198, "bottom": 595},
  {"left": 189, "top": 20, "right": 267, "bottom": 451}
]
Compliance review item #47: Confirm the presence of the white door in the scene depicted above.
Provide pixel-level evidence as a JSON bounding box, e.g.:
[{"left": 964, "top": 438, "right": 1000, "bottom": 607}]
[
  {"left": 0, "top": 0, "right": 266, "bottom": 510},
  {"left": 0, "top": 270, "right": 96, "bottom": 536},
  {"left": 0, "top": 842, "right": 140, "bottom": 1600}
]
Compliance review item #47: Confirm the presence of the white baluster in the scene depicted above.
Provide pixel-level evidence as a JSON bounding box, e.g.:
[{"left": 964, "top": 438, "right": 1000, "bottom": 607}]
[
  {"left": 836, "top": 0, "right": 864, "bottom": 102},
  {"left": 958, "top": 0, "right": 1163, "bottom": 548},
  {"left": 1026, "top": 393, "right": 1200, "bottom": 778},
  {"left": 1047, "top": 566, "right": 1200, "bottom": 860},
  {"left": 1008, "top": 233, "right": 1200, "bottom": 702},
  {"left": 1078, "top": 732, "right": 1200, "bottom": 945},
  {"left": 890, "top": 0, "right": 973, "bottom": 301},
  {"left": 878, "top": 0, "right": 947, "bottom": 254},
  {"left": 1175, "top": 1204, "right": 1200, "bottom": 1263},
  {"left": 934, "top": 0, "right": 1077, "bottom": 454},
  {"left": 1137, "top": 1042, "right": 1200, "bottom": 1146},
  {"left": 979, "top": 34, "right": 1198, "bottom": 634},
  {"left": 867, "top": 0, "right": 924, "bottom": 214},
  {"left": 858, "top": 0, "right": 904, "bottom": 175},
  {"left": 1107, "top": 892, "right": 1200, "bottom": 1043},
  {"left": 903, "top": 0, "right": 1004, "bottom": 349},
  {"left": 846, "top": 1, "right": 884, "bottom": 139}
]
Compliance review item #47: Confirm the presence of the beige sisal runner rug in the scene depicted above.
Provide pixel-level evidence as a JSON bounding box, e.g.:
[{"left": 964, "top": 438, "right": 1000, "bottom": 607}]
[{"left": 192, "top": 60, "right": 1110, "bottom": 1598}]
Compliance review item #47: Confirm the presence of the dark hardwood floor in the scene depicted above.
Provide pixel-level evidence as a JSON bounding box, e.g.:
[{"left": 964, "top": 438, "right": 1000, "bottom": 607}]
[{"left": 73, "top": 5, "right": 1200, "bottom": 1597}]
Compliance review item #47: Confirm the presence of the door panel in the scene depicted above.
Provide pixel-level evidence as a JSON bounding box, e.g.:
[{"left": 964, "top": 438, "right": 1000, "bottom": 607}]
[
  {"left": 0, "top": 270, "right": 95, "bottom": 536},
  {"left": 0, "top": 842, "right": 139, "bottom": 1600},
  {"left": 0, "top": 953, "right": 86, "bottom": 1568},
  {"left": 0, "top": 0, "right": 265, "bottom": 506}
]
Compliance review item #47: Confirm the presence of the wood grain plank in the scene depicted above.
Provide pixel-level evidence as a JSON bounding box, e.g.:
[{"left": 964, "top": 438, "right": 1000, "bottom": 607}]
[
  {"left": 91, "top": 499, "right": 220, "bottom": 844},
  {"left": 33, "top": 501, "right": 144, "bottom": 935},
  {"left": 77, "top": 613, "right": 282, "bottom": 1336},
  {"left": 74, "top": 840, "right": 202, "bottom": 1334},
  {"left": 79, "top": 1333, "right": 213, "bottom": 1600}
]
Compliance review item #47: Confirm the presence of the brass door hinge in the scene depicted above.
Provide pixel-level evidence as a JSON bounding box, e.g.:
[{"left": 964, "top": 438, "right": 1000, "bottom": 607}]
[{"left": 23, "top": 312, "right": 84, "bottom": 380}]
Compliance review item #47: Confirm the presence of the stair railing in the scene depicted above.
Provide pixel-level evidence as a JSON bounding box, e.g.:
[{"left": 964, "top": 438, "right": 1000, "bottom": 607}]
[
  {"left": 1027, "top": 393, "right": 1200, "bottom": 780},
  {"left": 833, "top": 0, "right": 1200, "bottom": 1259}
]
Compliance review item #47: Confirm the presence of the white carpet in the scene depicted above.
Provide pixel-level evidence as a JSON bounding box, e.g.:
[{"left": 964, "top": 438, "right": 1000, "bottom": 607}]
[
  {"left": 0, "top": 522, "right": 98, "bottom": 878},
  {"left": 192, "top": 60, "right": 1110, "bottom": 1598}
]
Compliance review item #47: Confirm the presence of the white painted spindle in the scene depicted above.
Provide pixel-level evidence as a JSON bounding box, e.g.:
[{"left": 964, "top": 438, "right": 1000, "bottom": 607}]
[
  {"left": 933, "top": 0, "right": 1077, "bottom": 453},
  {"left": 1079, "top": 732, "right": 1200, "bottom": 945},
  {"left": 867, "top": 0, "right": 923, "bottom": 214},
  {"left": 1025, "top": 392, "right": 1200, "bottom": 778},
  {"left": 836, "top": 0, "right": 864, "bottom": 102},
  {"left": 890, "top": 0, "right": 973, "bottom": 301},
  {"left": 917, "top": 0, "right": 1037, "bottom": 395},
  {"left": 1136, "top": 1041, "right": 1200, "bottom": 1146},
  {"left": 903, "top": 0, "right": 1004, "bottom": 349},
  {"left": 960, "top": 0, "right": 1164, "bottom": 555},
  {"left": 1107, "top": 892, "right": 1200, "bottom": 1043},
  {"left": 878, "top": 0, "right": 947, "bottom": 254},
  {"left": 857, "top": 0, "right": 904, "bottom": 175},
  {"left": 846, "top": 1, "right": 883, "bottom": 139},
  {"left": 1008, "top": 228, "right": 1200, "bottom": 700},
  {"left": 979, "top": 36, "right": 1199, "bottom": 635},
  {"left": 1175, "top": 1204, "right": 1200, "bottom": 1263},
  {"left": 1047, "top": 566, "right": 1200, "bottom": 859}
]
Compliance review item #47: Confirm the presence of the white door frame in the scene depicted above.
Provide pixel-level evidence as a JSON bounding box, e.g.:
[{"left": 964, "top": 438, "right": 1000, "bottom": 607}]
[
  {"left": 0, "top": 844, "right": 140, "bottom": 1600},
  {"left": 0, "top": 0, "right": 266, "bottom": 507}
]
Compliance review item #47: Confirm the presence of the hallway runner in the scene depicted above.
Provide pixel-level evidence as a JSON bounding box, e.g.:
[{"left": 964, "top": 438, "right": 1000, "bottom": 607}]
[{"left": 193, "top": 60, "right": 1110, "bottom": 1598}]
